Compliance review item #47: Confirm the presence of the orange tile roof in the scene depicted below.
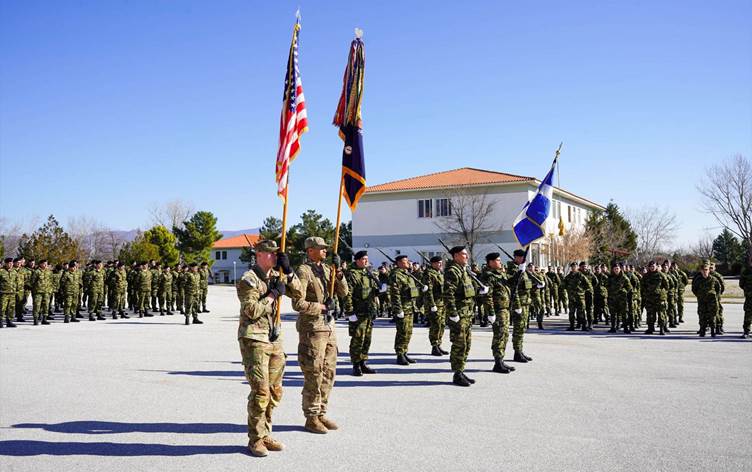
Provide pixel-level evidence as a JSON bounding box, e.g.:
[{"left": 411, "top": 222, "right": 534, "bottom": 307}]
[
  {"left": 213, "top": 233, "right": 260, "bottom": 249},
  {"left": 365, "top": 167, "right": 534, "bottom": 193}
]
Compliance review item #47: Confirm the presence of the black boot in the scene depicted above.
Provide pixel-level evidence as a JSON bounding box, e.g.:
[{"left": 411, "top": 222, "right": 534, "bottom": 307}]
[
  {"left": 144, "top": 311, "right": 154, "bottom": 317},
  {"left": 645, "top": 325, "right": 654, "bottom": 334},
  {"left": 492, "top": 359, "right": 511, "bottom": 373},
  {"left": 41, "top": 319, "right": 50, "bottom": 325},
  {"left": 404, "top": 354, "right": 416, "bottom": 364},
  {"left": 160, "top": 310, "right": 165, "bottom": 316},
  {"left": 33, "top": 320, "right": 38, "bottom": 326},
  {"left": 710, "top": 326, "right": 716, "bottom": 338},
  {"left": 461, "top": 372, "right": 475, "bottom": 384},
  {"left": 537, "top": 321, "right": 544, "bottom": 330},
  {"left": 64, "top": 316, "right": 70, "bottom": 323},
  {"left": 184, "top": 316, "right": 190, "bottom": 325},
  {"left": 566, "top": 323, "right": 575, "bottom": 331},
  {"left": 699, "top": 327, "right": 706, "bottom": 337},
  {"left": 663, "top": 326, "right": 671, "bottom": 334},
  {"left": 513, "top": 351, "right": 528, "bottom": 363},
  {"left": 522, "top": 352, "right": 533, "bottom": 361},
  {"left": 431, "top": 345, "right": 442, "bottom": 356},
  {"left": 659, "top": 325, "right": 666, "bottom": 335},
  {"left": 453, "top": 371, "right": 470, "bottom": 387},
  {"left": 193, "top": 316, "right": 203, "bottom": 324},
  {"left": 438, "top": 346, "right": 449, "bottom": 355},
  {"left": 112, "top": 313, "right": 118, "bottom": 319},
  {"left": 741, "top": 331, "right": 749, "bottom": 339},
  {"left": 70, "top": 316, "right": 80, "bottom": 322},
  {"left": 360, "top": 361, "right": 376, "bottom": 374},
  {"left": 608, "top": 327, "right": 617, "bottom": 333},
  {"left": 167, "top": 311, "right": 173, "bottom": 316},
  {"left": 97, "top": 314, "right": 105, "bottom": 320},
  {"left": 352, "top": 363, "right": 363, "bottom": 377},
  {"left": 121, "top": 312, "right": 130, "bottom": 319},
  {"left": 396, "top": 354, "right": 409, "bottom": 365}
]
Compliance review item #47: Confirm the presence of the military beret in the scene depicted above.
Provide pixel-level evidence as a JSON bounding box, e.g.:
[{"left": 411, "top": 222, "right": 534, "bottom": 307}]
[
  {"left": 189, "top": 262, "right": 198, "bottom": 267},
  {"left": 4, "top": 257, "right": 12, "bottom": 263},
  {"left": 201, "top": 261, "right": 208, "bottom": 266},
  {"left": 569, "top": 262, "right": 577, "bottom": 267},
  {"left": 13, "top": 257, "right": 21, "bottom": 262},
  {"left": 579, "top": 261, "right": 587, "bottom": 266},
  {"left": 647, "top": 260, "right": 656, "bottom": 266},
  {"left": 354, "top": 250, "right": 368, "bottom": 260},
  {"left": 611, "top": 261, "right": 620, "bottom": 268},
  {"left": 255, "top": 239, "right": 279, "bottom": 253},
  {"left": 395, "top": 255, "right": 408, "bottom": 262},
  {"left": 661, "top": 260, "right": 669, "bottom": 266},
  {"left": 430, "top": 256, "right": 442, "bottom": 263},
  {"left": 485, "top": 252, "right": 501, "bottom": 262},
  {"left": 38, "top": 259, "right": 47, "bottom": 264},
  {"left": 304, "top": 236, "right": 329, "bottom": 249},
  {"left": 513, "top": 249, "right": 526, "bottom": 258},
  {"left": 449, "top": 245, "right": 465, "bottom": 255},
  {"left": 69, "top": 260, "right": 78, "bottom": 265}
]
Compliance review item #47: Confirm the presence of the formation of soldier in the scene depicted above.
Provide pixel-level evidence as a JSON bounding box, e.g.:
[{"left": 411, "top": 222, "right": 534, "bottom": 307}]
[{"left": 0, "top": 256, "right": 213, "bottom": 327}]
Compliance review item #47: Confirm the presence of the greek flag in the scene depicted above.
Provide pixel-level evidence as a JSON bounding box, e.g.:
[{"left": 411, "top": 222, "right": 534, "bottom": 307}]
[{"left": 512, "top": 160, "right": 556, "bottom": 247}]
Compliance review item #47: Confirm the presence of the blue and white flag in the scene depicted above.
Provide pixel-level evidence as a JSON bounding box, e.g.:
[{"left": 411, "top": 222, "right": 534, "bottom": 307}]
[{"left": 513, "top": 160, "right": 556, "bottom": 247}]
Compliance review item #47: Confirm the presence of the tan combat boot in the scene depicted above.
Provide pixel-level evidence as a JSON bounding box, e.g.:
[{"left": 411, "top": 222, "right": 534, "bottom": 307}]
[
  {"left": 318, "top": 416, "right": 339, "bottom": 430},
  {"left": 304, "top": 416, "right": 328, "bottom": 434},
  {"left": 248, "top": 439, "right": 268, "bottom": 457},
  {"left": 262, "top": 436, "right": 285, "bottom": 451}
]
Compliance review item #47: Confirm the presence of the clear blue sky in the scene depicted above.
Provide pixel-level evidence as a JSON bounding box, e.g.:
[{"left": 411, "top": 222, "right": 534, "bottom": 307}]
[{"left": 1, "top": 0, "right": 750, "bottom": 247}]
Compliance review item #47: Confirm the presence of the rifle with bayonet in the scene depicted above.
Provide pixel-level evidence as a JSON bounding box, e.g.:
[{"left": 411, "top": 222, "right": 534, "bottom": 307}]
[
  {"left": 494, "top": 244, "right": 515, "bottom": 262},
  {"left": 373, "top": 247, "right": 428, "bottom": 291},
  {"left": 436, "top": 239, "right": 489, "bottom": 292}
]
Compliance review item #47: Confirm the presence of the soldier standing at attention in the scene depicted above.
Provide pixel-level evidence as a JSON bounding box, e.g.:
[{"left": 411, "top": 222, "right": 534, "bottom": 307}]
[
  {"left": 236, "top": 240, "right": 302, "bottom": 457},
  {"left": 110, "top": 262, "right": 129, "bottom": 319},
  {"left": 175, "top": 265, "right": 185, "bottom": 314},
  {"left": 183, "top": 263, "right": 203, "bottom": 325},
  {"left": 13, "top": 258, "right": 27, "bottom": 322},
  {"left": 344, "top": 250, "right": 379, "bottom": 376},
  {"left": 692, "top": 260, "right": 722, "bottom": 337},
  {"left": 88, "top": 260, "right": 106, "bottom": 321},
  {"left": 739, "top": 257, "right": 752, "bottom": 339},
  {"left": 607, "top": 263, "right": 633, "bottom": 333},
  {"left": 642, "top": 261, "right": 669, "bottom": 335},
  {"left": 506, "top": 249, "right": 533, "bottom": 363},
  {"left": 137, "top": 262, "right": 154, "bottom": 318},
  {"left": 389, "top": 254, "right": 421, "bottom": 365},
  {"left": 661, "top": 261, "right": 678, "bottom": 328},
  {"left": 557, "top": 266, "right": 568, "bottom": 315},
  {"left": 482, "top": 253, "right": 515, "bottom": 374},
  {"left": 595, "top": 264, "right": 610, "bottom": 325},
  {"left": 709, "top": 262, "right": 725, "bottom": 334},
  {"left": 546, "top": 266, "right": 560, "bottom": 316},
  {"left": 149, "top": 261, "right": 161, "bottom": 312},
  {"left": 60, "top": 261, "right": 80, "bottom": 324},
  {"left": 582, "top": 263, "right": 597, "bottom": 330},
  {"left": 377, "top": 265, "right": 390, "bottom": 317},
  {"left": 424, "top": 256, "right": 448, "bottom": 356},
  {"left": 565, "top": 262, "right": 591, "bottom": 331},
  {"left": 0, "top": 258, "right": 18, "bottom": 328},
  {"left": 444, "top": 246, "right": 479, "bottom": 386},
  {"left": 671, "top": 262, "right": 689, "bottom": 324},
  {"left": 159, "top": 265, "right": 174, "bottom": 315},
  {"left": 291, "top": 236, "right": 349, "bottom": 434},
  {"left": 30, "top": 260, "right": 52, "bottom": 325},
  {"left": 199, "top": 261, "right": 211, "bottom": 313}
]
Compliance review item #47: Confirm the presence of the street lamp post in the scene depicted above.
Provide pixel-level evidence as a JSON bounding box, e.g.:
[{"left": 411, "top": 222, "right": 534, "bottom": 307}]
[{"left": 233, "top": 261, "right": 237, "bottom": 283}]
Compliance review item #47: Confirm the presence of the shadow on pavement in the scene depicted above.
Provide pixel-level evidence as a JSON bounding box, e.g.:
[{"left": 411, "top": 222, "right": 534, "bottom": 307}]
[
  {"left": 0, "top": 440, "right": 246, "bottom": 456},
  {"left": 11, "top": 421, "right": 250, "bottom": 434}
]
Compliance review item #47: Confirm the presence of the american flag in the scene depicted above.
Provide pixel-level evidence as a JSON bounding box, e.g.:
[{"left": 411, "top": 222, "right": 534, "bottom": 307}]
[{"left": 276, "top": 18, "right": 308, "bottom": 202}]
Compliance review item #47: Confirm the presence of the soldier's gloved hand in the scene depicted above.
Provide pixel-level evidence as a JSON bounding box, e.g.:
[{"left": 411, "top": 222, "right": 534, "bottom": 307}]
[
  {"left": 430, "top": 305, "right": 438, "bottom": 313},
  {"left": 276, "top": 251, "right": 293, "bottom": 275},
  {"left": 422, "top": 285, "right": 429, "bottom": 293},
  {"left": 487, "top": 314, "right": 497, "bottom": 324},
  {"left": 537, "top": 283, "right": 545, "bottom": 289},
  {"left": 379, "top": 283, "right": 388, "bottom": 293},
  {"left": 324, "top": 297, "right": 336, "bottom": 313},
  {"left": 396, "top": 311, "right": 405, "bottom": 319},
  {"left": 518, "top": 264, "right": 526, "bottom": 271},
  {"left": 266, "top": 279, "right": 286, "bottom": 299},
  {"left": 347, "top": 313, "right": 358, "bottom": 322},
  {"left": 479, "top": 285, "right": 489, "bottom": 295},
  {"left": 332, "top": 254, "right": 342, "bottom": 267},
  {"left": 449, "top": 313, "right": 460, "bottom": 323},
  {"left": 514, "top": 308, "right": 523, "bottom": 314}
]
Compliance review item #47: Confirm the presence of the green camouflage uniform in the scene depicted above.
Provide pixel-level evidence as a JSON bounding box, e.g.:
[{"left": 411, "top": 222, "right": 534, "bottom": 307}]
[
  {"left": 88, "top": 268, "right": 105, "bottom": 316},
  {"left": 14, "top": 266, "right": 27, "bottom": 319},
  {"left": 664, "top": 270, "right": 677, "bottom": 326},
  {"left": 199, "top": 265, "right": 210, "bottom": 311},
  {"left": 423, "top": 266, "right": 445, "bottom": 348},
  {"left": 672, "top": 267, "right": 689, "bottom": 322},
  {"left": 30, "top": 267, "right": 53, "bottom": 323},
  {"left": 607, "top": 272, "right": 632, "bottom": 331},
  {"left": 595, "top": 272, "right": 610, "bottom": 323},
  {"left": 175, "top": 268, "right": 185, "bottom": 313},
  {"left": 642, "top": 270, "right": 669, "bottom": 331},
  {"left": 564, "top": 270, "right": 590, "bottom": 329},
  {"left": 692, "top": 272, "right": 721, "bottom": 332},
  {"left": 377, "top": 270, "right": 390, "bottom": 316},
  {"left": 389, "top": 267, "right": 420, "bottom": 355},
  {"left": 51, "top": 269, "right": 62, "bottom": 313},
  {"left": 345, "top": 266, "right": 379, "bottom": 364},
  {"left": 0, "top": 266, "right": 17, "bottom": 325},
  {"left": 150, "top": 266, "right": 161, "bottom": 311},
  {"left": 237, "top": 265, "right": 302, "bottom": 444},
  {"left": 137, "top": 268, "right": 152, "bottom": 315},
  {"left": 710, "top": 270, "right": 725, "bottom": 330},
  {"left": 481, "top": 267, "right": 511, "bottom": 360},
  {"left": 444, "top": 261, "right": 476, "bottom": 372},
  {"left": 546, "top": 270, "right": 560, "bottom": 314},
  {"left": 627, "top": 270, "right": 642, "bottom": 327},
  {"left": 528, "top": 271, "right": 543, "bottom": 324},
  {"left": 739, "top": 266, "right": 752, "bottom": 335},
  {"left": 291, "top": 260, "right": 349, "bottom": 419},
  {"left": 159, "top": 270, "right": 174, "bottom": 314},
  {"left": 110, "top": 267, "right": 127, "bottom": 314},
  {"left": 583, "top": 270, "right": 596, "bottom": 326},
  {"left": 127, "top": 266, "right": 138, "bottom": 310},
  {"left": 60, "top": 269, "right": 78, "bottom": 321},
  {"left": 507, "top": 263, "right": 532, "bottom": 352},
  {"left": 183, "top": 270, "right": 200, "bottom": 320},
  {"left": 557, "top": 271, "right": 569, "bottom": 313}
]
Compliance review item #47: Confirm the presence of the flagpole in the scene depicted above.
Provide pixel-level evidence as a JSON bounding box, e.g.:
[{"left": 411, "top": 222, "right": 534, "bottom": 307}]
[{"left": 328, "top": 176, "right": 345, "bottom": 298}]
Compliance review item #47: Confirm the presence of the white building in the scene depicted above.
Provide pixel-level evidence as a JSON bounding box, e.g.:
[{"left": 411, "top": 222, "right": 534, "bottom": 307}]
[
  {"left": 352, "top": 167, "right": 604, "bottom": 267},
  {"left": 210, "top": 233, "right": 259, "bottom": 284}
]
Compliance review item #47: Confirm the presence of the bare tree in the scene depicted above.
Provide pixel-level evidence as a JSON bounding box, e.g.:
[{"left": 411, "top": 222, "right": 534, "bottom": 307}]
[
  {"left": 547, "top": 228, "right": 592, "bottom": 267},
  {"left": 690, "top": 232, "right": 714, "bottom": 260},
  {"left": 697, "top": 154, "right": 752, "bottom": 262},
  {"left": 0, "top": 216, "right": 39, "bottom": 257},
  {"left": 433, "top": 189, "right": 500, "bottom": 261},
  {"left": 626, "top": 205, "right": 680, "bottom": 265},
  {"left": 149, "top": 199, "right": 195, "bottom": 231}
]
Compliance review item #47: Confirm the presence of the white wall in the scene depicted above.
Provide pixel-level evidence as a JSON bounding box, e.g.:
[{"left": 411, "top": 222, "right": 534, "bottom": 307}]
[{"left": 210, "top": 248, "right": 248, "bottom": 283}]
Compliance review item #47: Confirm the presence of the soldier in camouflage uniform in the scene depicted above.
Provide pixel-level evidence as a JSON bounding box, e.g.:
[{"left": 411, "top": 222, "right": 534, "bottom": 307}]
[
  {"left": 506, "top": 249, "right": 533, "bottom": 363},
  {"left": 661, "top": 261, "right": 678, "bottom": 328},
  {"left": 377, "top": 265, "right": 390, "bottom": 317},
  {"left": 607, "top": 263, "right": 633, "bottom": 333},
  {"left": 291, "top": 236, "right": 349, "bottom": 434},
  {"left": 594, "top": 264, "right": 610, "bottom": 324},
  {"left": 149, "top": 261, "right": 161, "bottom": 312},
  {"left": 626, "top": 265, "right": 642, "bottom": 328},
  {"left": 199, "top": 261, "right": 211, "bottom": 313},
  {"left": 60, "top": 261, "right": 81, "bottom": 323},
  {"left": 528, "top": 265, "right": 546, "bottom": 329},
  {"left": 88, "top": 260, "right": 106, "bottom": 320},
  {"left": 50, "top": 264, "right": 63, "bottom": 318},
  {"left": 110, "top": 262, "right": 129, "bottom": 319},
  {"left": 546, "top": 266, "right": 560, "bottom": 315},
  {"left": 0, "top": 258, "right": 18, "bottom": 328},
  {"left": 136, "top": 262, "right": 154, "bottom": 318},
  {"left": 183, "top": 263, "right": 203, "bottom": 325},
  {"left": 739, "top": 258, "right": 752, "bottom": 338},
  {"left": 344, "top": 251, "right": 379, "bottom": 376},
  {"left": 482, "top": 253, "right": 515, "bottom": 374},
  {"left": 22, "top": 259, "right": 34, "bottom": 316},
  {"left": 582, "top": 263, "right": 596, "bottom": 329},
  {"left": 424, "top": 256, "right": 448, "bottom": 356},
  {"left": 642, "top": 261, "right": 669, "bottom": 335},
  {"left": 127, "top": 262, "right": 138, "bottom": 311},
  {"left": 671, "top": 262, "right": 689, "bottom": 324},
  {"left": 709, "top": 263, "right": 725, "bottom": 334},
  {"left": 236, "top": 240, "right": 302, "bottom": 457},
  {"left": 158, "top": 265, "right": 174, "bottom": 315},
  {"left": 389, "top": 254, "right": 424, "bottom": 365},
  {"left": 564, "top": 262, "right": 591, "bottom": 331},
  {"left": 30, "top": 260, "right": 52, "bottom": 325},
  {"left": 14, "top": 258, "right": 27, "bottom": 322},
  {"left": 692, "top": 260, "right": 722, "bottom": 337},
  {"left": 557, "top": 266, "right": 568, "bottom": 314},
  {"left": 171, "top": 265, "right": 179, "bottom": 312},
  {"left": 174, "top": 265, "right": 185, "bottom": 314},
  {"left": 444, "top": 246, "right": 483, "bottom": 386}
]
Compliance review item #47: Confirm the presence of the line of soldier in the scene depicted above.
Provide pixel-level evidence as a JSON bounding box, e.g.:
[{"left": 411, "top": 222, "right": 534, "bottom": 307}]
[{"left": 0, "top": 256, "right": 213, "bottom": 327}]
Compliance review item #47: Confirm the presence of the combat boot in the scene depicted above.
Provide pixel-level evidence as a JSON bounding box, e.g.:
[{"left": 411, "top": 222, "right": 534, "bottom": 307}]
[
  {"left": 167, "top": 311, "right": 173, "bottom": 316},
  {"left": 304, "top": 416, "right": 328, "bottom": 434},
  {"left": 710, "top": 326, "right": 716, "bottom": 338},
  {"left": 718, "top": 326, "right": 724, "bottom": 335},
  {"left": 184, "top": 316, "right": 190, "bottom": 325},
  {"left": 202, "top": 308, "right": 210, "bottom": 313},
  {"left": 70, "top": 316, "right": 79, "bottom": 322},
  {"left": 112, "top": 313, "right": 118, "bottom": 319},
  {"left": 581, "top": 324, "right": 588, "bottom": 332},
  {"left": 41, "top": 319, "right": 50, "bottom": 325},
  {"left": 431, "top": 345, "right": 442, "bottom": 356},
  {"left": 741, "top": 331, "right": 749, "bottom": 339},
  {"left": 461, "top": 372, "right": 475, "bottom": 384},
  {"left": 404, "top": 354, "right": 416, "bottom": 364},
  {"left": 96, "top": 314, "right": 105, "bottom": 320},
  {"left": 513, "top": 351, "right": 528, "bottom": 363},
  {"left": 566, "top": 323, "right": 575, "bottom": 331},
  {"left": 663, "top": 326, "right": 671, "bottom": 334},
  {"left": 360, "top": 361, "right": 376, "bottom": 374},
  {"left": 352, "top": 363, "right": 363, "bottom": 377},
  {"left": 144, "top": 311, "right": 154, "bottom": 317},
  {"left": 699, "top": 328, "right": 706, "bottom": 337},
  {"left": 537, "top": 321, "right": 544, "bottom": 330},
  {"left": 88, "top": 314, "right": 96, "bottom": 321},
  {"left": 192, "top": 316, "right": 203, "bottom": 324},
  {"left": 438, "top": 346, "right": 449, "bottom": 355},
  {"left": 608, "top": 327, "right": 617, "bottom": 333},
  {"left": 644, "top": 325, "right": 654, "bottom": 334},
  {"left": 120, "top": 312, "right": 130, "bottom": 319},
  {"left": 492, "top": 359, "right": 511, "bottom": 374},
  {"left": 319, "top": 416, "right": 338, "bottom": 430},
  {"left": 64, "top": 316, "right": 70, "bottom": 323},
  {"left": 262, "top": 436, "right": 284, "bottom": 451},
  {"left": 659, "top": 326, "right": 666, "bottom": 335},
  {"left": 396, "top": 354, "right": 409, "bottom": 365},
  {"left": 75, "top": 313, "right": 84, "bottom": 318},
  {"left": 522, "top": 352, "right": 533, "bottom": 361},
  {"left": 33, "top": 320, "right": 38, "bottom": 326},
  {"left": 159, "top": 310, "right": 165, "bottom": 316},
  {"left": 6, "top": 320, "right": 17, "bottom": 327},
  {"left": 248, "top": 438, "right": 268, "bottom": 457},
  {"left": 452, "top": 371, "right": 471, "bottom": 387}
]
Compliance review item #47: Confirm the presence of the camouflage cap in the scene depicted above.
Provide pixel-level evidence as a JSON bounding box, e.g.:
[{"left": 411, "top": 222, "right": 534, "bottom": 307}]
[
  {"left": 255, "top": 239, "right": 279, "bottom": 253},
  {"left": 701, "top": 259, "right": 711, "bottom": 268},
  {"left": 304, "top": 236, "right": 329, "bottom": 249}
]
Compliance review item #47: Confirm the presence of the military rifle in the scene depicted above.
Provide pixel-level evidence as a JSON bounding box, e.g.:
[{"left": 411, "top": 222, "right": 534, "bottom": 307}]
[
  {"left": 373, "top": 247, "right": 428, "bottom": 289},
  {"left": 436, "top": 238, "right": 488, "bottom": 291},
  {"left": 494, "top": 244, "right": 515, "bottom": 262},
  {"left": 338, "top": 236, "right": 384, "bottom": 290}
]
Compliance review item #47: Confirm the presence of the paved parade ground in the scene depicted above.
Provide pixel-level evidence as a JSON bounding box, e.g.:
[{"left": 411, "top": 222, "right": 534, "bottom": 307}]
[{"left": 0, "top": 285, "right": 750, "bottom": 472}]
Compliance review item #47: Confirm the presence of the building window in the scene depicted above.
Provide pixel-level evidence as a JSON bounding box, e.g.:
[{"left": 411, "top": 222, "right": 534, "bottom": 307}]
[
  {"left": 222, "top": 251, "right": 227, "bottom": 260},
  {"left": 567, "top": 205, "right": 572, "bottom": 223},
  {"left": 215, "top": 251, "right": 221, "bottom": 260},
  {"left": 435, "top": 198, "right": 451, "bottom": 217},
  {"left": 554, "top": 201, "right": 561, "bottom": 219},
  {"left": 417, "top": 199, "right": 432, "bottom": 218}
]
